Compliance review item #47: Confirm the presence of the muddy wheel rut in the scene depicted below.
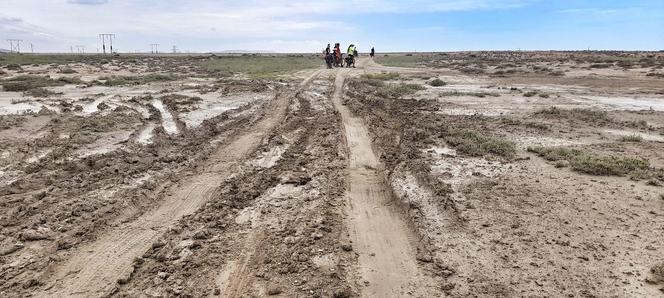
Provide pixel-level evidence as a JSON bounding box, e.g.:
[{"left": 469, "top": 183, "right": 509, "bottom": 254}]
[
  {"left": 38, "top": 70, "right": 324, "bottom": 297},
  {"left": 332, "top": 65, "right": 439, "bottom": 297}
]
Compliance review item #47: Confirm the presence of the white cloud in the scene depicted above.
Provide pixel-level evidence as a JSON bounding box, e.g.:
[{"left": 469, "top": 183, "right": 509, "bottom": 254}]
[{"left": 0, "top": 0, "right": 536, "bottom": 52}]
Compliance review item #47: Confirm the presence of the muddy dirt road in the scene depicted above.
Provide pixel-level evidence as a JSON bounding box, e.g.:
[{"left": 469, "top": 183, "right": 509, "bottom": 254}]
[
  {"left": 38, "top": 70, "right": 325, "bottom": 297},
  {"left": 2, "top": 52, "right": 664, "bottom": 297}
]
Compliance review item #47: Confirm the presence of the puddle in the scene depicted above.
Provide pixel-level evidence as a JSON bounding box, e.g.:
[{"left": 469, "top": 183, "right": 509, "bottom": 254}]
[
  {"left": 254, "top": 146, "right": 287, "bottom": 168},
  {"left": 438, "top": 108, "right": 511, "bottom": 116},
  {"left": 74, "top": 130, "right": 132, "bottom": 158},
  {"left": 0, "top": 170, "right": 22, "bottom": 186},
  {"left": 81, "top": 95, "right": 113, "bottom": 114},
  {"left": 578, "top": 96, "right": 664, "bottom": 111},
  {"left": 178, "top": 92, "right": 266, "bottom": 128},
  {"left": 513, "top": 136, "right": 593, "bottom": 150},
  {"left": 136, "top": 123, "right": 156, "bottom": 144},
  {"left": 430, "top": 156, "right": 507, "bottom": 187},
  {"left": 424, "top": 146, "right": 457, "bottom": 156},
  {"left": 0, "top": 92, "right": 43, "bottom": 115},
  {"left": 152, "top": 99, "right": 178, "bottom": 135},
  {"left": 26, "top": 149, "right": 53, "bottom": 163}
]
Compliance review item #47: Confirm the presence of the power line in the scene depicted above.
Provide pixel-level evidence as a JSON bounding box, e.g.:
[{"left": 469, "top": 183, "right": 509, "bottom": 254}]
[
  {"left": 7, "top": 39, "right": 22, "bottom": 53},
  {"left": 99, "top": 33, "right": 115, "bottom": 54},
  {"left": 150, "top": 44, "right": 160, "bottom": 54}
]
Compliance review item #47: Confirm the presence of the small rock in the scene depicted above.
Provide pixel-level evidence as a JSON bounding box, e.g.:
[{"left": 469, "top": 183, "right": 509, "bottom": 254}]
[
  {"left": 284, "top": 236, "right": 298, "bottom": 244},
  {"left": 193, "top": 230, "right": 209, "bottom": 240},
  {"left": 97, "top": 102, "right": 110, "bottom": 110},
  {"left": 439, "top": 269, "right": 455, "bottom": 278},
  {"left": 151, "top": 241, "right": 166, "bottom": 249},
  {"left": 0, "top": 242, "right": 24, "bottom": 255},
  {"left": 340, "top": 244, "right": 353, "bottom": 252},
  {"left": 312, "top": 233, "right": 323, "bottom": 240},
  {"left": 33, "top": 191, "right": 47, "bottom": 200},
  {"left": 20, "top": 230, "right": 49, "bottom": 241},
  {"left": 266, "top": 286, "right": 282, "bottom": 295},
  {"left": 298, "top": 254, "right": 308, "bottom": 262},
  {"left": 416, "top": 253, "right": 433, "bottom": 263},
  {"left": 441, "top": 283, "right": 455, "bottom": 291},
  {"left": 332, "top": 287, "right": 353, "bottom": 298}
]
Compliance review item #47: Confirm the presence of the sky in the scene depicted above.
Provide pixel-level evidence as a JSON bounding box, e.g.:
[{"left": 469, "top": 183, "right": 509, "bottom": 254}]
[{"left": 1, "top": 0, "right": 663, "bottom": 53}]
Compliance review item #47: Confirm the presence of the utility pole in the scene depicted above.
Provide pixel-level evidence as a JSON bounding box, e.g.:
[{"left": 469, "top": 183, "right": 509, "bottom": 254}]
[
  {"left": 172, "top": 45, "right": 177, "bottom": 54},
  {"left": 150, "top": 44, "right": 160, "bottom": 54},
  {"left": 76, "top": 45, "right": 85, "bottom": 54},
  {"left": 99, "top": 33, "right": 115, "bottom": 54},
  {"left": 7, "top": 39, "right": 22, "bottom": 53},
  {"left": 30, "top": 43, "right": 34, "bottom": 53}
]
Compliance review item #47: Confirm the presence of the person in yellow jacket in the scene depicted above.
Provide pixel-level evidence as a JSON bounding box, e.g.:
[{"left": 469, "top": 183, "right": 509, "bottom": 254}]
[{"left": 346, "top": 44, "right": 356, "bottom": 68}]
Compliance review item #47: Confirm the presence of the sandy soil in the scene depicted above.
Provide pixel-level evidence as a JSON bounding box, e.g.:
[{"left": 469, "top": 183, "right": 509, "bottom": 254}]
[{"left": 1, "top": 52, "right": 663, "bottom": 297}]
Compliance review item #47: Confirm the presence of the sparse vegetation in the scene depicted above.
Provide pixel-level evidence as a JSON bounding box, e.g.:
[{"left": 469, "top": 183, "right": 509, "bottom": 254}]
[
  {"left": 428, "top": 79, "right": 447, "bottom": 87},
  {"left": 620, "top": 134, "right": 643, "bottom": 142},
  {"left": 94, "top": 74, "right": 178, "bottom": 86},
  {"left": 200, "top": 55, "right": 321, "bottom": 78},
  {"left": 1, "top": 75, "right": 82, "bottom": 92},
  {"left": 25, "top": 87, "right": 59, "bottom": 97},
  {"left": 361, "top": 72, "right": 400, "bottom": 81},
  {"left": 58, "top": 67, "right": 77, "bottom": 74},
  {"left": 439, "top": 90, "right": 499, "bottom": 98},
  {"left": 528, "top": 146, "right": 650, "bottom": 176},
  {"left": 442, "top": 129, "right": 516, "bottom": 158},
  {"left": 651, "top": 262, "right": 664, "bottom": 283},
  {"left": 523, "top": 91, "right": 538, "bottom": 97},
  {"left": 376, "top": 83, "right": 425, "bottom": 98},
  {"left": 375, "top": 55, "right": 429, "bottom": 67},
  {"left": 534, "top": 107, "right": 612, "bottom": 124}
]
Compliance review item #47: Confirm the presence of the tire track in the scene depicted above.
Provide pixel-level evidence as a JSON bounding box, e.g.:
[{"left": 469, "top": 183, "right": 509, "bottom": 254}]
[
  {"left": 331, "top": 62, "right": 439, "bottom": 297},
  {"left": 37, "top": 69, "right": 325, "bottom": 298}
]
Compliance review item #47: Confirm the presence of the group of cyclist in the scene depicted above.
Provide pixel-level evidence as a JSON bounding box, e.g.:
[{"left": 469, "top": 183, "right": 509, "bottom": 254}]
[{"left": 324, "top": 43, "right": 375, "bottom": 69}]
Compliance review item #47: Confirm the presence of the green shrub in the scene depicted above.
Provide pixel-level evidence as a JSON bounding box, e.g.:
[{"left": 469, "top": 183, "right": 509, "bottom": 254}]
[
  {"left": 443, "top": 129, "right": 516, "bottom": 158},
  {"left": 376, "top": 83, "right": 425, "bottom": 98},
  {"left": 1, "top": 75, "right": 81, "bottom": 91},
  {"left": 620, "top": 134, "right": 643, "bottom": 142},
  {"left": 96, "top": 74, "right": 177, "bottom": 86},
  {"left": 527, "top": 146, "right": 582, "bottom": 161},
  {"left": 534, "top": 107, "right": 611, "bottom": 123},
  {"left": 571, "top": 155, "right": 648, "bottom": 176},
  {"left": 528, "top": 146, "right": 650, "bottom": 176},
  {"left": 25, "top": 87, "right": 58, "bottom": 97},
  {"left": 361, "top": 72, "right": 400, "bottom": 81},
  {"left": 523, "top": 91, "right": 538, "bottom": 97},
  {"left": 428, "top": 79, "right": 447, "bottom": 87}
]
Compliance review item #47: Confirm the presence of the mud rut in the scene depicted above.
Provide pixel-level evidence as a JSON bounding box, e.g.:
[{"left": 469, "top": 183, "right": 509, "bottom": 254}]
[
  {"left": 332, "top": 66, "right": 438, "bottom": 297},
  {"left": 37, "top": 61, "right": 437, "bottom": 297},
  {"left": 39, "top": 70, "right": 324, "bottom": 297}
]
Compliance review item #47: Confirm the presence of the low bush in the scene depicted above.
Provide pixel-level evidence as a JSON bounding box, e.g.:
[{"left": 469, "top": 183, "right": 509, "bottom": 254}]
[
  {"left": 428, "top": 79, "right": 447, "bottom": 87},
  {"left": 528, "top": 146, "right": 650, "bottom": 176},
  {"left": 443, "top": 129, "right": 516, "bottom": 158},
  {"left": 620, "top": 134, "right": 643, "bottom": 142}
]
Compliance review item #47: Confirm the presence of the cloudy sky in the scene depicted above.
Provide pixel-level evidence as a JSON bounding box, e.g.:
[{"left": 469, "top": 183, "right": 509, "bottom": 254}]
[{"left": 1, "top": 0, "right": 663, "bottom": 53}]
